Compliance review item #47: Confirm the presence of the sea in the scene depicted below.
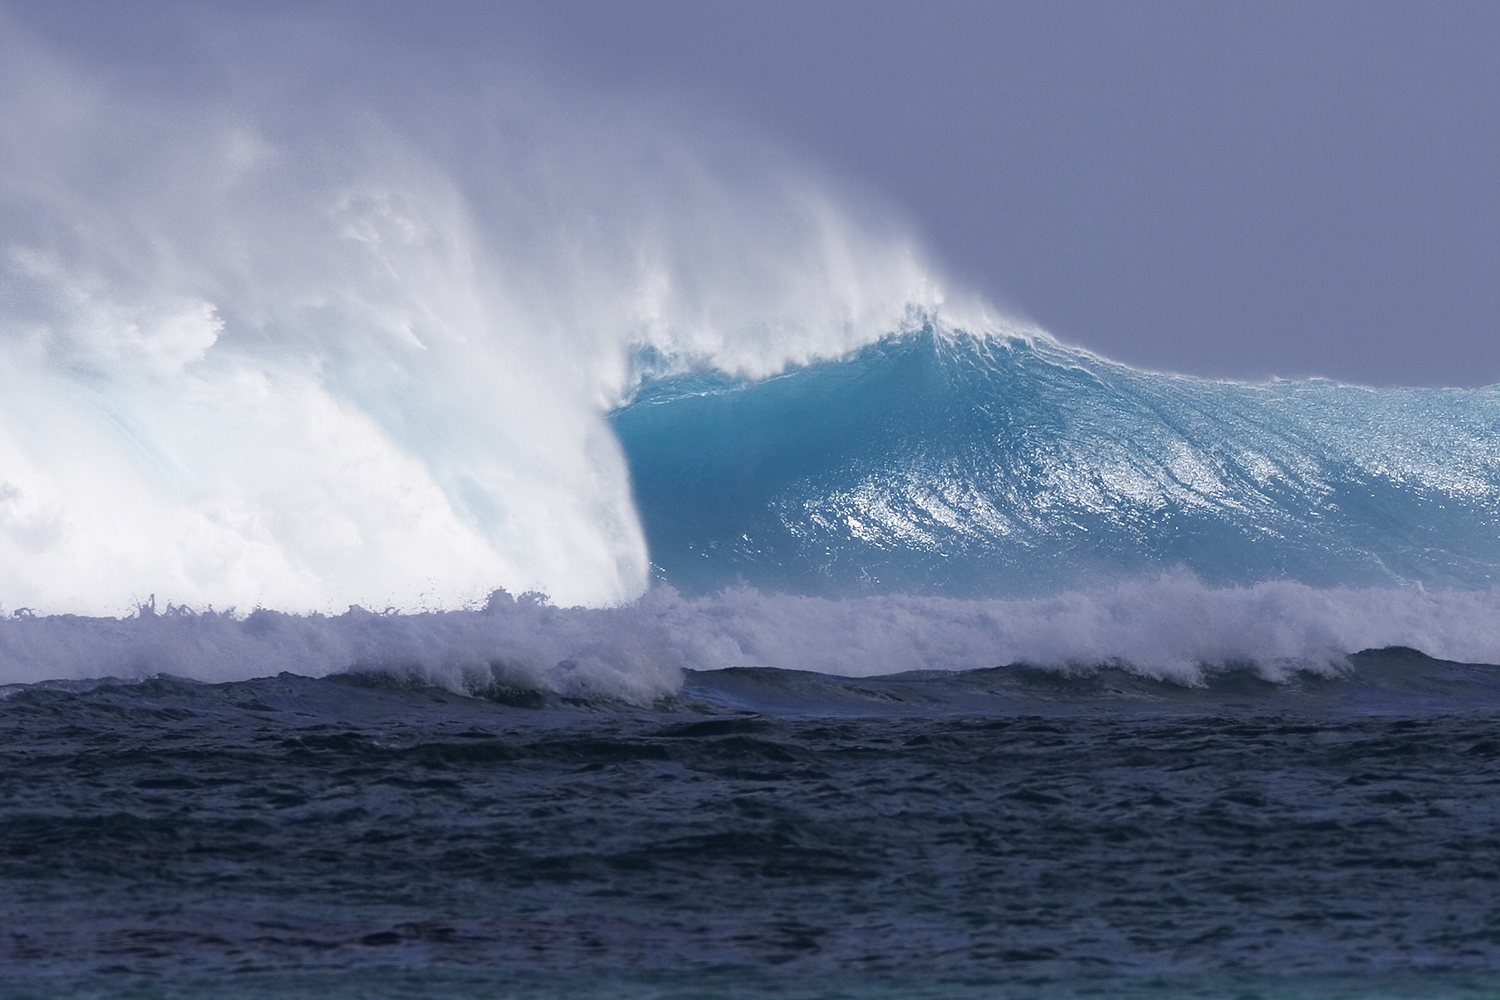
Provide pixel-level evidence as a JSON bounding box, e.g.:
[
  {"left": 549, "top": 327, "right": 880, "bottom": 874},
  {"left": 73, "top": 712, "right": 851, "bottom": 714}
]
[
  {"left": 4, "top": 29, "right": 1500, "bottom": 995},
  {"left": 4, "top": 328, "right": 1500, "bottom": 1000}
]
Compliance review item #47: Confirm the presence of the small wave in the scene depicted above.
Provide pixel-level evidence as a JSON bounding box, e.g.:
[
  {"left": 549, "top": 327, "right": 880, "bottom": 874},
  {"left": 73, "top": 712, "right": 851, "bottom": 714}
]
[{"left": 685, "top": 647, "right": 1500, "bottom": 718}]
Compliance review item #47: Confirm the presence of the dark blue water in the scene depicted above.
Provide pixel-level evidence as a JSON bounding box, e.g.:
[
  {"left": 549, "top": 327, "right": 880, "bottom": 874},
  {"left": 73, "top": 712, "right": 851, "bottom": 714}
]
[{"left": 5, "top": 649, "right": 1500, "bottom": 999}]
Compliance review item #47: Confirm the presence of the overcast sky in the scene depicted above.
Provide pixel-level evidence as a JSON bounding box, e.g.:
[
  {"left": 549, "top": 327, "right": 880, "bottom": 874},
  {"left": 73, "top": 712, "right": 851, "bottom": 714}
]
[{"left": 10, "top": 0, "right": 1499, "bottom": 387}]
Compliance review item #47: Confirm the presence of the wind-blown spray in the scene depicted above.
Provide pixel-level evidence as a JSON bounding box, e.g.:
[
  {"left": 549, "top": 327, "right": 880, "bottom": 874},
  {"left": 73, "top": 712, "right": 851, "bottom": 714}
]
[{"left": 0, "top": 16, "right": 946, "bottom": 616}]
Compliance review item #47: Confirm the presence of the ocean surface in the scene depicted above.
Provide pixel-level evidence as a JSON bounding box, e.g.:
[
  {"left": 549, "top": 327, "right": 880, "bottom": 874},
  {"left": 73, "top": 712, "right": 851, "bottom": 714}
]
[{"left": 4, "top": 648, "right": 1500, "bottom": 1000}]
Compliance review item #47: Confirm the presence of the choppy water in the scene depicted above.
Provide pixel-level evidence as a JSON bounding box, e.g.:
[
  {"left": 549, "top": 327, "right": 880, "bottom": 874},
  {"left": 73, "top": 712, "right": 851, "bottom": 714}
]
[{"left": 5, "top": 649, "right": 1500, "bottom": 999}]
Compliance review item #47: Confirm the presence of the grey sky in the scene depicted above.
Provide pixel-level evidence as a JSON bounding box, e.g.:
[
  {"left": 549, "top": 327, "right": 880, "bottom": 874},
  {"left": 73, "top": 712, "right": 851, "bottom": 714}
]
[{"left": 10, "top": 0, "right": 1499, "bottom": 387}]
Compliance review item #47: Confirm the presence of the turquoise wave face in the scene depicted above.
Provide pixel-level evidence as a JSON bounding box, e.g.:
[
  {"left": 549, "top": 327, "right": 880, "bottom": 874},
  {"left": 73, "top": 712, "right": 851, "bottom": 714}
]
[{"left": 611, "top": 327, "right": 1500, "bottom": 597}]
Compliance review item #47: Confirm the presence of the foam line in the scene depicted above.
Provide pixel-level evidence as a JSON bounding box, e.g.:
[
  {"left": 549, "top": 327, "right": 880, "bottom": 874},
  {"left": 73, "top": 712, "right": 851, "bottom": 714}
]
[{"left": 4, "top": 578, "right": 1498, "bottom": 698}]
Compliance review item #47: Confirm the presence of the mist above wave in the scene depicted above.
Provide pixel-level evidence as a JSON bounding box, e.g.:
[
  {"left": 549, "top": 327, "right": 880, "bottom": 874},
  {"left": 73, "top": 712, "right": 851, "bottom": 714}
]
[
  {"left": 4, "top": 577, "right": 1498, "bottom": 699},
  {"left": 0, "top": 14, "right": 956, "bottom": 616}
]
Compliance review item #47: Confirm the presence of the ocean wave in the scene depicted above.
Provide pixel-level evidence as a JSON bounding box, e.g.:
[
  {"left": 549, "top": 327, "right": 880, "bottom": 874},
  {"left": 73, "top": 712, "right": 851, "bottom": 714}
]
[{"left": 615, "top": 328, "right": 1500, "bottom": 599}]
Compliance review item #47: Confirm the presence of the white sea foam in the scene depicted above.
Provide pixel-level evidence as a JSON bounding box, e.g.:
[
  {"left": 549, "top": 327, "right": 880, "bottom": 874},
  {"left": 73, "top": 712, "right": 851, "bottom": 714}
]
[
  {"left": 3, "top": 577, "right": 1498, "bottom": 699},
  {"left": 650, "top": 576, "right": 1500, "bottom": 684},
  {"left": 0, "top": 15, "right": 959, "bottom": 616}
]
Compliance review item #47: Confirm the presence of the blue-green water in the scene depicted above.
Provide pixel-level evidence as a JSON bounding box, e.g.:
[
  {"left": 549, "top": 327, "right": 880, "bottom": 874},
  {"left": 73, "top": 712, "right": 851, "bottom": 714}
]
[{"left": 614, "top": 329, "right": 1500, "bottom": 598}]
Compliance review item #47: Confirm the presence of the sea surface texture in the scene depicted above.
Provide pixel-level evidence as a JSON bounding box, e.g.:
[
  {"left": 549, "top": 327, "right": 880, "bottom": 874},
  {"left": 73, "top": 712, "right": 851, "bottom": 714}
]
[{"left": 4, "top": 651, "right": 1500, "bottom": 1000}]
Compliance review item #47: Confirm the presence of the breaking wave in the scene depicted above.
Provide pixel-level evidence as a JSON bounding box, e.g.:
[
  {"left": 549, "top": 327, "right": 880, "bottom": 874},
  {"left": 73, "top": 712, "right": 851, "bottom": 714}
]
[{"left": 0, "top": 14, "right": 954, "bottom": 616}]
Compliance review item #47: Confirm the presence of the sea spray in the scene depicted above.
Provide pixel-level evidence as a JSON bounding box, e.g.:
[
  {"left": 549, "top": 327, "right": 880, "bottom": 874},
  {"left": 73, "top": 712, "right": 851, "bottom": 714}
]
[{"left": 0, "top": 15, "right": 950, "bottom": 616}]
